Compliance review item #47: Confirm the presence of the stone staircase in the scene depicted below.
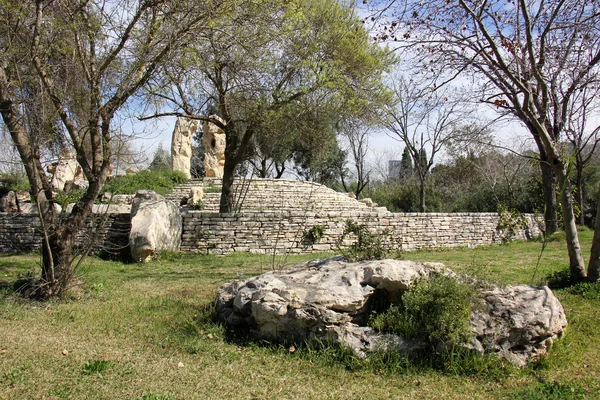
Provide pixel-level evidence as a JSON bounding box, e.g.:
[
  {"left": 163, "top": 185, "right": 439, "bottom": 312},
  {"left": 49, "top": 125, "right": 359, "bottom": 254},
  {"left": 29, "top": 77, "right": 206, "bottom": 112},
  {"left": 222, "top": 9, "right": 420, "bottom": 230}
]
[{"left": 165, "top": 178, "right": 383, "bottom": 213}]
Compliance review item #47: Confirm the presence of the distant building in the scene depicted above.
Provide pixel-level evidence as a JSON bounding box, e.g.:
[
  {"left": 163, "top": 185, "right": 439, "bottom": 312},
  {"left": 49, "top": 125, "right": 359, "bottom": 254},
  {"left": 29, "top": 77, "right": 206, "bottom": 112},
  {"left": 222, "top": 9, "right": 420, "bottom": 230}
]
[{"left": 388, "top": 160, "right": 402, "bottom": 180}]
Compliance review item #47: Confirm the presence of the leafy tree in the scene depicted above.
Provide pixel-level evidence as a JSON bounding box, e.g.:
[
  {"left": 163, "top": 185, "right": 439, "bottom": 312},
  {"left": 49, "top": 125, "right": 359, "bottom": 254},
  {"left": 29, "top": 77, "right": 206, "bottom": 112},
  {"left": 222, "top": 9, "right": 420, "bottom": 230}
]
[
  {"left": 145, "top": 0, "right": 393, "bottom": 212},
  {"left": 400, "top": 146, "right": 413, "bottom": 179},
  {"left": 0, "top": 0, "right": 219, "bottom": 298}
]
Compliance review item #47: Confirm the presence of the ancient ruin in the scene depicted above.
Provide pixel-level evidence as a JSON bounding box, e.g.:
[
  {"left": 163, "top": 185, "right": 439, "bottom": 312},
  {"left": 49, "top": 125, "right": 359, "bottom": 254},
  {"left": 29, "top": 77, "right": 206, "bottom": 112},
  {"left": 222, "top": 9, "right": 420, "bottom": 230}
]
[
  {"left": 202, "top": 115, "right": 226, "bottom": 178},
  {"left": 171, "top": 117, "right": 199, "bottom": 179}
]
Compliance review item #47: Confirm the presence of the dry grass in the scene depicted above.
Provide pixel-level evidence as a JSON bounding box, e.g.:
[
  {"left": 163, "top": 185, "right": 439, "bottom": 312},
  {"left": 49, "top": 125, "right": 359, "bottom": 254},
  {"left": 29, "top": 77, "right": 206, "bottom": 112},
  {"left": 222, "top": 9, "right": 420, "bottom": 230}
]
[{"left": 0, "top": 234, "right": 599, "bottom": 400}]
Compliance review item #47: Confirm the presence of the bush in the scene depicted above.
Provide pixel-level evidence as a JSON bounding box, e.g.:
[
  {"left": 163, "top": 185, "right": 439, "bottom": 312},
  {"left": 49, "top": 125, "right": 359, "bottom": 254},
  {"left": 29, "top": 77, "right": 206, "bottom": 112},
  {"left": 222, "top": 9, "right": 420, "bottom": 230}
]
[
  {"left": 102, "top": 169, "right": 187, "bottom": 195},
  {"left": 370, "top": 273, "right": 477, "bottom": 347},
  {"left": 0, "top": 172, "right": 30, "bottom": 192},
  {"left": 337, "top": 220, "right": 390, "bottom": 261}
]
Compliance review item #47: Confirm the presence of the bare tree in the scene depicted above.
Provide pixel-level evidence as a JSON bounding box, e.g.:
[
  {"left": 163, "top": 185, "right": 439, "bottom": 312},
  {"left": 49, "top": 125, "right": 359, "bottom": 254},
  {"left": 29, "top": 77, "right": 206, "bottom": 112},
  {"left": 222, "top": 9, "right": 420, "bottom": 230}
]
[
  {"left": 564, "top": 85, "right": 600, "bottom": 226},
  {"left": 339, "top": 121, "right": 371, "bottom": 198},
  {"left": 373, "top": 0, "right": 600, "bottom": 281},
  {"left": 384, "top": 75, "right": 477, "bottom": 211},
  {"left": 0, "top": 0, "right": 218, "bottom": 298}
]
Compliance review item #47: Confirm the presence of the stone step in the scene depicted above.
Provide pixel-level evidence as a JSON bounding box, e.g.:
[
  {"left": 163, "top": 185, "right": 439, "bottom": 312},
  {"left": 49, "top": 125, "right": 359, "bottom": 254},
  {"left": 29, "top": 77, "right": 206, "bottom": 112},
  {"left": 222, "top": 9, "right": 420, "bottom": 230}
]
[{"left": 165, "top": 178, "right": 382, "bottom": 213}]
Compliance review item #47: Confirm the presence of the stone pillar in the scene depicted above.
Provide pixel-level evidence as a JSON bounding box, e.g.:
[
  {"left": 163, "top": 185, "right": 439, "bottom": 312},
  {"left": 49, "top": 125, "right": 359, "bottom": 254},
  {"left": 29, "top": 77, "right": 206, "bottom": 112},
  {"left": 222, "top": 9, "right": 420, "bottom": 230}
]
[
  {"left": 202, "top": 115, "right": 226, "bottom": 178},
  {"left": 171, "top": 117, "right": 199, "bottom": 179}
]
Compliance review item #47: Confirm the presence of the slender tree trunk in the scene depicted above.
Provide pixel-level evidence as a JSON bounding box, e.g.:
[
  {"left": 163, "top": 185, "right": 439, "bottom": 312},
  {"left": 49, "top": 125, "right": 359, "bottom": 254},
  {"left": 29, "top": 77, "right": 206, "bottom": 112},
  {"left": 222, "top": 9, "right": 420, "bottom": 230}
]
[
  {"left": 419, "top": 175, "right": 426, "bottom": 212},
  {"left": 540, "top": 157, "right": 558, "bottom": 234},
  {"left": 554, "top": 165, "right": 587, "bottom": 281},
  {"left": 576, "top": 164, "right": 585, "bottom": 226},
  {"left": 587, "top": 184, "right": 600, "bottom": 282}
]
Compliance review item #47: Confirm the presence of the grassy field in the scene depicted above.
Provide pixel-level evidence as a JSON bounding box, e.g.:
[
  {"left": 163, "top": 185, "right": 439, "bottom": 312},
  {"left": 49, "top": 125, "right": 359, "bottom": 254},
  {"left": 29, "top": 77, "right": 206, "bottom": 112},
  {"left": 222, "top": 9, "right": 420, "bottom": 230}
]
[{"left": 1, "top": 232, "right": 599, "bottom": 400}]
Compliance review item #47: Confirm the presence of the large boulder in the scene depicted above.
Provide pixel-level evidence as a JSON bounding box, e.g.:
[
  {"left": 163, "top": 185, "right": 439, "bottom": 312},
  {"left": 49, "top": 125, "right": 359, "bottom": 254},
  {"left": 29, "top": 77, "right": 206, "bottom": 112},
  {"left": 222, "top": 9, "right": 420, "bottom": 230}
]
[
  {"left": 171, "top": 117, "right": 199, "bottom": 179},
  {"left": 129, "top": 190, "right": 182, "bottom": 262},
  {"left": 216, "top": 258, "right": 567, "bottom": 366}
]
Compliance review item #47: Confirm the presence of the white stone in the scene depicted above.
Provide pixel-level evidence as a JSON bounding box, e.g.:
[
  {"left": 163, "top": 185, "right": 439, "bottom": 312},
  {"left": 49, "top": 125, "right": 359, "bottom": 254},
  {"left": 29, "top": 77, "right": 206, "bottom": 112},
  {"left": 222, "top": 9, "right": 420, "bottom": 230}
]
[
  {"left": 171, "top": 117, "right": 199, "bottom": 179},
  {"left": 50, "top": 150, "right": 81, "bottom": 191},
  {"left": 202, "top": 116, "right": 226, "bottom": 178},
  {"left": 216, "top": 258, "right": 567, "bottom": 365},
  {"left": 188, "top": 187, "right": 204, "bottom": 206},
  {"left": 129, "top": 190, "right": 182, "bottom": 262}
]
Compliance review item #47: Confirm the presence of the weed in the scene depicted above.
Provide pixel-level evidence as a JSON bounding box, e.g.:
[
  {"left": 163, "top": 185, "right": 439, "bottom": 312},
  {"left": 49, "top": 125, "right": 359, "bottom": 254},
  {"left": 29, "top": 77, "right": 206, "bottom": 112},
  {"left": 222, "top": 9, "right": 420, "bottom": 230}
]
[
  {"left": 566, "top": 281, "right": 600, "bottom": 300},
  {"left": 508, "top": 380, "right": 586, "bottom": 400},
  {"left": 302, "top": 224, "right": 326, "bottom": 244},
  {"left": 337, "top": 219, "right": 390, "bottom": 261},
  {"left": 136, "top": 391, "right": 176, "bottom": 400},
  {"left": 497, "top": 205, "right": 528, "bottom": 243},
  {"left": 82, "top": 360, "right": 110, "bottom": 375}
]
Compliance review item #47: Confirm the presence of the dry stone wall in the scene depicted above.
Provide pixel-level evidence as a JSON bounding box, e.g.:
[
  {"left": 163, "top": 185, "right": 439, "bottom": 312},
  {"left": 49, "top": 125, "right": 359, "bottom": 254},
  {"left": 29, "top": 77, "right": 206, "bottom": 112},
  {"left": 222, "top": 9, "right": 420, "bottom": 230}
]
[
  {"left": 181, "top": 210, "right": 541, "bottom": 255},
  {"left": 0, "top": 212, "right": 130, "bottom": 256},
  {"left": 0, "top": 177, "right": 543, "bottom": 257}
]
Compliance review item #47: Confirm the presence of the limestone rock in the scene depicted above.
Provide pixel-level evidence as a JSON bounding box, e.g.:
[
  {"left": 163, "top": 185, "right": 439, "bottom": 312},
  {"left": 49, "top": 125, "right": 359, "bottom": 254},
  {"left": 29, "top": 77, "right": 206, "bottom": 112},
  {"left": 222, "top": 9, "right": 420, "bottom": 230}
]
[
  {"left": 171, "top": 117, "right": 199, "bottom": 179},
  {"left": 359, "top": 198, "right": 377, "bottom": 207},
  {"left": 202, "top": 116, "right": 226, "bottom": 178},
  {"left": 470, "top": 285, "right": 568, "bottom": 367},
  {"left": 129, "top": 190, "right": 182, "bottom": 262},
  {"left": 16, "top": 190, "right": 30, "bottom": 204},
  {"left": 0, "top": 191, "right": 18, "bottom": 212},
  {"left": 50, "top": 150, "right": 83, "bottom": 191},
  {"left": 188, "top": 187, "right": 204, "bottom": 207},
  {"left": 216, "top": 258, "right": 567, "bottom": 365},
  {"left": 111, "top": 194, "right": 134, "bottom": 204}
]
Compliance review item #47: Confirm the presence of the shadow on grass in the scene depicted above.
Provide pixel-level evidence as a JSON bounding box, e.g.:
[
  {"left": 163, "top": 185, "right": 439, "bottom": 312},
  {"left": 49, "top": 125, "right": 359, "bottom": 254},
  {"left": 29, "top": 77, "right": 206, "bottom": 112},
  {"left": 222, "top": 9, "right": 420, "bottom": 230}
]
[{"left": 545, "top": 269, "right": 600, "bottom": 300}]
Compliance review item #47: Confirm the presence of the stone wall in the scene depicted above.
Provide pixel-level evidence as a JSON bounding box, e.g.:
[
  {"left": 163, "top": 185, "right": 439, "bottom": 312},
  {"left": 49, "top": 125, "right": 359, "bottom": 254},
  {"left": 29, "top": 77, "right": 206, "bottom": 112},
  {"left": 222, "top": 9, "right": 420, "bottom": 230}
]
[
  {"left": 181, "top": 210, "right": 542, "bottom": 255},
  {"left": 0, "top": 209, "right": 542, "bottom": 257},
  {"left": 0, "top": 212, "right": 131, "bottom": 257}
]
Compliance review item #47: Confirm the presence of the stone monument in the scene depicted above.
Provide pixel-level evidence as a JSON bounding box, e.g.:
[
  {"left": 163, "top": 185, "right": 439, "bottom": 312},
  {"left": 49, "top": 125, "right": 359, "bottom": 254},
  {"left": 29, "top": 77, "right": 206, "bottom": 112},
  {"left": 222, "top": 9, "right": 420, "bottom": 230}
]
[
  {"left": 171, "top": 117, "right": 199, "bottom": 179},
  {"left": 202, "top": 115, "right": 226, "bottom": 178}
]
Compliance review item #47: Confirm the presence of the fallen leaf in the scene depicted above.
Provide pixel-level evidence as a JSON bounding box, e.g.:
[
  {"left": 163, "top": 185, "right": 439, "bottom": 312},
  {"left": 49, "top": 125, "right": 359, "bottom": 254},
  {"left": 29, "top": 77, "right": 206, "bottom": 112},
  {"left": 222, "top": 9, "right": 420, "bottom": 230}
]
[{"left": 62, "top": 349, "right": 69, "bottom": 356}]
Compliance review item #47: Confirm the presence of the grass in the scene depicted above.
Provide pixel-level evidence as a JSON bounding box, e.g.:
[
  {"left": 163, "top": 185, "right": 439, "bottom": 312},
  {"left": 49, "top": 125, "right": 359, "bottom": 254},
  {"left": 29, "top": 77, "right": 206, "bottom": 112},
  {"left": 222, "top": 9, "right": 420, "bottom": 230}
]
[{"left": 0, "top": 233, "right": 599, "bottom": 399}]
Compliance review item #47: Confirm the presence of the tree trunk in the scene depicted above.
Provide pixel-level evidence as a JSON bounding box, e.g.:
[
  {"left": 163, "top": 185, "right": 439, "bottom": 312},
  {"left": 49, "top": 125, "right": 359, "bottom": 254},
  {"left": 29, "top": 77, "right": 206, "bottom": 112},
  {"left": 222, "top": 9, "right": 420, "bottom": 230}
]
[
  {"left": 219, "top": 156, "right": 237, "bottom": 213},
  {"left": 540, "top": 157, "right": 558, "bottom": 234},
  {"left": 576, "top": 163, "right": 585, "bottom": 226},
  {"left": 419, "top": 176, "right": 426, "bottom": 212},
  {"left": 587, "top": 184, "right": 600, "bottom": 282},
  {"left": 39, "top": 231, "right": 75, "bottom": 298},
  {"left": 553, "top": 165, "right": 587, "bottom": 281}
]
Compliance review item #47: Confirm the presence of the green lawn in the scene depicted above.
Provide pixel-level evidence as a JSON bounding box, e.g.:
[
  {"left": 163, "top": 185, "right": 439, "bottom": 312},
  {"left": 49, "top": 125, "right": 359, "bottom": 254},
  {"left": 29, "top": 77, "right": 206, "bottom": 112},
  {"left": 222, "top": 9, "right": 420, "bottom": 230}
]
[{"left": 0, "top": 233, "right": 599, "bottom": 400}]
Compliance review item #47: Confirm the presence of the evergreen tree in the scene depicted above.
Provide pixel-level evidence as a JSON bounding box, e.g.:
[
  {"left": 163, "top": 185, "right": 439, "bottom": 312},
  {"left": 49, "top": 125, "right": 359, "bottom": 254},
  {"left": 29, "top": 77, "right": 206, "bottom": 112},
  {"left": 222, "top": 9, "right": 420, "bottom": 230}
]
[{"left": 400, "top": 146, "right": 413, "bottom": 179}]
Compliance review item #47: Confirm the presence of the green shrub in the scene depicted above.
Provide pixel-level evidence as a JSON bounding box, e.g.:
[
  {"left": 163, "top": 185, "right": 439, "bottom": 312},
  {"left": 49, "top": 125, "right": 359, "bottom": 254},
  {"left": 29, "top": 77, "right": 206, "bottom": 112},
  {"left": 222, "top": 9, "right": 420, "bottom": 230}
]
[
  {"left": 102, "top": 169, "right": 187, "bottom": 195},
  {"left": 337, "top": 219, "right": 389, "bottom": 261},
  {"left": 0, "top": 172, "right": 30, "bottom": 191},
  {"left": 370, "top": 273, "right": 477, "bottom": 347},
  {"left": 303, "top": 224, "right": 326, "bottom": 244},
  {"left": 54, "top": 189, "right": 86, "bottom": 208},
  {"left": 496, "top": 205, "right": 528, "bottom": 243}
]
